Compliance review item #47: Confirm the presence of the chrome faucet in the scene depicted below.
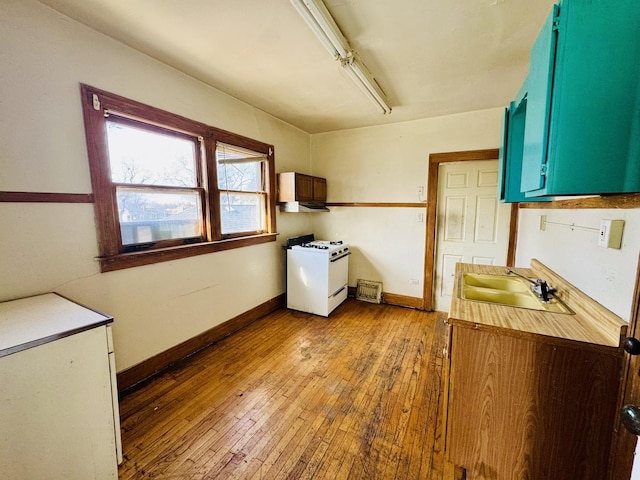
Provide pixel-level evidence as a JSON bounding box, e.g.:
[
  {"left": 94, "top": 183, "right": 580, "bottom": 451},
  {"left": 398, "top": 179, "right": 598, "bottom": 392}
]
[{"left": 505, "top": 268, "right": 555, "bottom": 303}]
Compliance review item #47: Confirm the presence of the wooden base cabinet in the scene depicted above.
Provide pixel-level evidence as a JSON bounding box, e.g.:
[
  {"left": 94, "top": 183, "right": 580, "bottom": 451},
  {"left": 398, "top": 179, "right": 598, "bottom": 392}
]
[{"left": 446, "top": 325, "right": 621, "bottom": 480}]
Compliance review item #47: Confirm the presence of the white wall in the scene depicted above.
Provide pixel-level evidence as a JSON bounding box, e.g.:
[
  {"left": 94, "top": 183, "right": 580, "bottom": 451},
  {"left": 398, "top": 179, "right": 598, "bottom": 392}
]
[
  {"left": 0, "top": 0, "right": 313, "bottom": 371},
  {"left": 517, "top": 207, "right": 640, "bottom": 321},
  {"left": 307, "top": 109, "right": 640, "bottom": 325},
  {"left": 309, "top": 109, "right": 504, "bottom": 298}
]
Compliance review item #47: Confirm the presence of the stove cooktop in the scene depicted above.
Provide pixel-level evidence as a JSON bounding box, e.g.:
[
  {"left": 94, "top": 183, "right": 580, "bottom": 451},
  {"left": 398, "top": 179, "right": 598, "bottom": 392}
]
[
  {"left": 290, "top": 240, "right": 348, "bottom": 254},
  {"left": 299, "top": 240, "right": 343, "bottom": 249}
]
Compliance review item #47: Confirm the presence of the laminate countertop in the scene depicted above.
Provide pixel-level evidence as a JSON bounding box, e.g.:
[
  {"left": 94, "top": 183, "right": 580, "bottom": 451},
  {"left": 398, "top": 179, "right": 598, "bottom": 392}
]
[
  {"left": 0, "top": 293, "right": 112, "bottom": 358},
  {"left": 448, "top": 259, "right": 627, "bottom": 352}
]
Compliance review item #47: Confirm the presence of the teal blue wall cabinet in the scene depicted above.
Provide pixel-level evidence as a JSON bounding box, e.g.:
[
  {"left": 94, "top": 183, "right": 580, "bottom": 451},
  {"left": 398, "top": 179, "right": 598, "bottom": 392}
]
[
  {"left": 501, "top": 0, "right": 640, "bottom": 199},
  {"left": 499, "top": 85, "right": 551, "bottom": 203},
  {"left": 499, "top": 101, "right": 533, "bottom": 202},
  {"left": 521, "top": 5, "right": 559, "bottom": 194}
]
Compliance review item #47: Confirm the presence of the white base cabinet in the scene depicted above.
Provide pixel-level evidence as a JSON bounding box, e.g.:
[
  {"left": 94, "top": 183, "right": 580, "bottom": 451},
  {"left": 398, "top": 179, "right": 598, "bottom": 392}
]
[{"left": 0, "top": 294, "right": 122, "bottom": 480}]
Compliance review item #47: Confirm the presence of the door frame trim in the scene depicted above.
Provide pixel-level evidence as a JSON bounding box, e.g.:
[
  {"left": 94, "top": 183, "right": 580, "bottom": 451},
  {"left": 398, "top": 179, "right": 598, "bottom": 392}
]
[
  {"left": 422, "top": 148, "right": 518, "bottom": 311},
  {"left": 608, "top": 253, "right": 640, "bottom": 479}
]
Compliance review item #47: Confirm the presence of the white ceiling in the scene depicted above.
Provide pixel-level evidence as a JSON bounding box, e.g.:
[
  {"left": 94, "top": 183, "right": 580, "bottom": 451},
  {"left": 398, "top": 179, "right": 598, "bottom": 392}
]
[{"left": 37, "top": 0, "right": 556, "bottom": 134}]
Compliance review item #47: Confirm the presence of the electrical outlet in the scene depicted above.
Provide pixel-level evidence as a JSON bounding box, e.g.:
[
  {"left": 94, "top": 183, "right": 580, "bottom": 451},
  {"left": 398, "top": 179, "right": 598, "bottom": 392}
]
[
  {"left": 409, "top": 279, "right": 419, "bottom": 285},
  {"left": 599, "top": 219, "right": 624, "bottom": 249},
  {"left": 417, "top": 212, "right": 424, "bottom": 222}
]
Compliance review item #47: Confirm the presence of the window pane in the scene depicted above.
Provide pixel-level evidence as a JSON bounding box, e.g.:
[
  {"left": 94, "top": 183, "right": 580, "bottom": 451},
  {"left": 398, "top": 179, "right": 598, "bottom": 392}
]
[
  {"left": 106, "top": 120, "right": 197, "bottom": 187},
  {"left": 216, "top": 143, "right": 264, "bottom": 192},
  {"left": 116, "top": 188, "right": 202, "bottom": 245},
  {"left": 218, "top": 161, "right": 261, "bottom": 192},
  {"left": 220, "top": 192, "right": 265, "bottom": 234}
]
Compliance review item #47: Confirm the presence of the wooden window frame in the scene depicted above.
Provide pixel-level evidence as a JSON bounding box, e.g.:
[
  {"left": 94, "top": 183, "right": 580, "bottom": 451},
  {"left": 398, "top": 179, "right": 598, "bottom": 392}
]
[
  {"left": 80, "top": 84, "right": 277, "bottom": 272},
  {"left": 215, "top": 142, "right": 271, "bottom": 240}
]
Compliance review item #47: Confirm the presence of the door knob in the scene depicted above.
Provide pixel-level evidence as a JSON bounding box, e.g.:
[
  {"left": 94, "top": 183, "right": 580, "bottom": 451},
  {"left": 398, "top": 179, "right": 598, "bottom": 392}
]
[
  {"left": 621, "top": 405, "right": 640, "bottom": 436},
  {"left": 623, "top": 337, "right": 640, "bottom": 355}
]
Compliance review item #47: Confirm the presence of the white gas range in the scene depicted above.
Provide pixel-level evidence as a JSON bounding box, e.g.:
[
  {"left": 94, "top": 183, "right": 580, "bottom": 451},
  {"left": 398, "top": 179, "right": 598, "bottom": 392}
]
[{"left": 286, "top": 235, "right": 350, "bottom": 317}]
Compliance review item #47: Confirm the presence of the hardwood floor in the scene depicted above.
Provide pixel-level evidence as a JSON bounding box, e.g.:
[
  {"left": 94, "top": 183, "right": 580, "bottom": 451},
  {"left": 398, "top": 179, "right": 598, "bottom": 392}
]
[{"left": 118, "top": 299, "right": 459, "bottom": 479}]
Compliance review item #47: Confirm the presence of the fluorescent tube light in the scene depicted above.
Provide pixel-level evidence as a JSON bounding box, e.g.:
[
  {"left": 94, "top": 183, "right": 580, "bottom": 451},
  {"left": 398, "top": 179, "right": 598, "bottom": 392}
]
[
  {"left": 343, "top": 58, "right": 392, "bottom": 115},
  {"left": 291, "top": 0, "right": 392, "bottom": 114},
  {"left": 290, "top": 0, "right": 349, "bottom": 59}
]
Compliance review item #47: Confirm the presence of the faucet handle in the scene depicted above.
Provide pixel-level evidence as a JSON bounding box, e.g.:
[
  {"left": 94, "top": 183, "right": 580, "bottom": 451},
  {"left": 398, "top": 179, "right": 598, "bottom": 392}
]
[{"left": 532, "top": 279, "right": 554, "bottom": 303}]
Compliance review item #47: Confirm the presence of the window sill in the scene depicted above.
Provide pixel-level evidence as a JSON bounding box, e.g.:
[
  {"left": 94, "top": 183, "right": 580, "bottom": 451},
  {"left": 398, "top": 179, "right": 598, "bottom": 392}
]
[{"left": 98, "top": 233, "right": 278, "bottom": 272}]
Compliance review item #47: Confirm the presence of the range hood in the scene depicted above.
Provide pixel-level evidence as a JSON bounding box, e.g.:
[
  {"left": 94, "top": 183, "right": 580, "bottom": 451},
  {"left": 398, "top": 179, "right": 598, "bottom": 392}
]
[{"left": 279, "top": 201, "right": 330, "bottom": 213}]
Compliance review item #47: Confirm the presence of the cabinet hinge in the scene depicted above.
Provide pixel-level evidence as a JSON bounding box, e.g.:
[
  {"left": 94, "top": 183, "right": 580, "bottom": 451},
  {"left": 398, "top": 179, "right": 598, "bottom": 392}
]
[
  {"left": 540, "top": 164, "right": 548, "bottom": 176},
  {"left": 552, "top": 5, "right": 561, "bottom": 30}
]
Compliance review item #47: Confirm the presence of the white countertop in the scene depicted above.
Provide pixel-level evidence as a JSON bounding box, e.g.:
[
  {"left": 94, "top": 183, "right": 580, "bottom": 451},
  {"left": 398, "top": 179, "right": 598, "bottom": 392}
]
[{"left": 0, "top": 293, "right": 112, "bottom": 357}]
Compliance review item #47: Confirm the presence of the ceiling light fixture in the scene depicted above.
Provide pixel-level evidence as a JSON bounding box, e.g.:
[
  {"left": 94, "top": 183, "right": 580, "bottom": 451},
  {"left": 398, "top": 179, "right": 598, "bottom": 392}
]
[{"left": 291, "top": 0, "right": 392, "bottom": 115}]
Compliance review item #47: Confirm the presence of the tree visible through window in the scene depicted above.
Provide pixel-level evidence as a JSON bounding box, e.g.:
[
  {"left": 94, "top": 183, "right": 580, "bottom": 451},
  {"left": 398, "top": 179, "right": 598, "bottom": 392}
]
[
  {"left": 80, "top": 84, "right": 277, "bottom": 271},
  {"left": 106, "top": 118, "right": 204, "bottom": 249},
  {"left": 217, "top": 142, "right": 268, "bottom": 236}
]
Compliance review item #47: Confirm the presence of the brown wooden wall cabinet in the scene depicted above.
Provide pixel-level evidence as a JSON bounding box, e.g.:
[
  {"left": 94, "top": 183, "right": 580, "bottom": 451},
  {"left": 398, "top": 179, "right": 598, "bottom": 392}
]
[
  {"left": 446, "top": 261, "right": 627, "bottom": 480},
  {"left": 311, "top": 176, "right": 327, "bottom": 202},
  {"left": 277, "top": 172, "right": 327, "bottom": 203}
]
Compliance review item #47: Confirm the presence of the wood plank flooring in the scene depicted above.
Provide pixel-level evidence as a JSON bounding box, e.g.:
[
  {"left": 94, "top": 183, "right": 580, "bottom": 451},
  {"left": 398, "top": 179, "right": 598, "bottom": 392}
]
[{"left": 118, "top": 299, "right": 459, "bottom": 479}]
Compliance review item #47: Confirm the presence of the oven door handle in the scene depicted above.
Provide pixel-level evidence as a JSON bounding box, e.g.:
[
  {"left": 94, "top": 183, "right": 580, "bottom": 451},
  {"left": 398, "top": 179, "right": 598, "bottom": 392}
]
[
  {"left": 330, "top": 285, "right": 347, "bottom": 298},
  {"left": 330, "top": 252, "right": 351, "bottom": 263}
]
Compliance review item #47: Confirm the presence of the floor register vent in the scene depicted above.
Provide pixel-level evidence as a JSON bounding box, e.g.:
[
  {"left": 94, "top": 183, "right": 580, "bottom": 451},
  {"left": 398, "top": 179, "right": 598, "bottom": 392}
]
[{"left": 355, "top": 279, "right": 383, "bottom": 304}]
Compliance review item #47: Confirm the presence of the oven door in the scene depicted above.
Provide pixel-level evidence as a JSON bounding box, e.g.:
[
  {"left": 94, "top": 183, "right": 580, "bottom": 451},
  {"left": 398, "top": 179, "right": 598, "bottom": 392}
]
[
  {"left": 328, "top": 252, "right": 350, "bottom": 296},
  {"left": 327, "top": 252, "right": 349, "bottom": 314}
]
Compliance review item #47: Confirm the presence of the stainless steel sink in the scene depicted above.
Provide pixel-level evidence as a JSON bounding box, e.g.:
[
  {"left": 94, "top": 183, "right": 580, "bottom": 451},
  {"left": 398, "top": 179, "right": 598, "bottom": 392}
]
[{"left": 460, "top": 273, "right": 572, "bottom": 314}]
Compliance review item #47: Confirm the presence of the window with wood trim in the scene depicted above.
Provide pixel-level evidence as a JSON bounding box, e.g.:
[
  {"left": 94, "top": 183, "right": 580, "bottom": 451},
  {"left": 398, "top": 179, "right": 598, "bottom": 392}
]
[
  {"left": 80, "top": 84, "right": 277, "bottom": 272},
  {"left": 216, "top": 143, "right": 269, "bottom": 237}
]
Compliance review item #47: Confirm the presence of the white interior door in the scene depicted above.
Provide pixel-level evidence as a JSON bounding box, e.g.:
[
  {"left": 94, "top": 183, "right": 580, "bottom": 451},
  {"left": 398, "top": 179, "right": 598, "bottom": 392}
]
[{"left": 434, "top": 160, "right": 512, "bottom": 312}]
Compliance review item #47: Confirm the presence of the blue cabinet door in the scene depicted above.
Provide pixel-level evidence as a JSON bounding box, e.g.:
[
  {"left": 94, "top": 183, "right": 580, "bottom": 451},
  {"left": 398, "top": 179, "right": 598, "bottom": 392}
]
[
  {"left": 499, "top": 102, "right": 533, "bottom": 203},
  {"left": 521, "top": 5, "right": 559, "bottom": 194},
  {"left": 499, "top": 94, "right": 552, "bottom": 203},
  {"left": 521, "top": 0, "right": 640, "bottom": 197},
  {"left": 498, "top": 107, "right": 510, "bottom": 201}
]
